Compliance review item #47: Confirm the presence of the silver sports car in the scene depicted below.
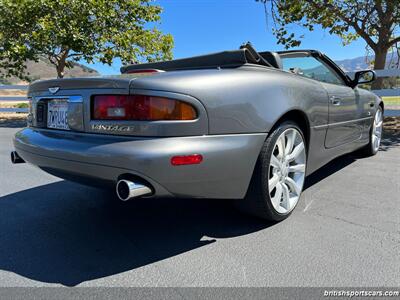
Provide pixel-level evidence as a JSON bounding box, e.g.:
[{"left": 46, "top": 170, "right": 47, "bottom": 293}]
[{"left": 12, "top": 43, "right": 383, "bottom": 221}]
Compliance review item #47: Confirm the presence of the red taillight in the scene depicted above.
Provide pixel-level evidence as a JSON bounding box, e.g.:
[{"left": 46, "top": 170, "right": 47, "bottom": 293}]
[
  {"left": 92, "top": 95, "right": 197, "bottom": 121},
  {"left": 171, "top": 154, "right": 203, "bottom": 166}
]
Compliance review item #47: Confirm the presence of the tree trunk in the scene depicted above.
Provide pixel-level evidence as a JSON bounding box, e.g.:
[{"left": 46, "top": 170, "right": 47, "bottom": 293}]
[
  {"left": 56, "top": 50, "right": 69, "bottom": 78},
  {"left": 371, "top": 48, "right": 387, "bottom": 90},
  {"left": 56, "top": 59, "right": 65, "bottom": 78}
]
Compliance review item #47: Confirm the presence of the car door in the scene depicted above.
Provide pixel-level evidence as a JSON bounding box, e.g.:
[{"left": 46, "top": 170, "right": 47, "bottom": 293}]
[
  {"left": 280, "top": 52, "right": 362, "bottom": 148},
  {"left": 320, "top": 81, "right": 363, "bottom": 148}
]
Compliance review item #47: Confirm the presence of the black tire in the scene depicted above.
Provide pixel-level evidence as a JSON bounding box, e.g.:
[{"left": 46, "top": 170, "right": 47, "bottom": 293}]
[
  {"left": 235, "top": 121, "right": 306, "bottom": 222},
  {"left": 361, "top": 106, "right": 383, "bottom": 157}
]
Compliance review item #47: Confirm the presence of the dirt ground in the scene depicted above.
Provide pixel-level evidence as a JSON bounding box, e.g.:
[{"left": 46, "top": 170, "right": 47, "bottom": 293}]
[{"left": 383, "top": 116, "right": 400, "bottom": 137}]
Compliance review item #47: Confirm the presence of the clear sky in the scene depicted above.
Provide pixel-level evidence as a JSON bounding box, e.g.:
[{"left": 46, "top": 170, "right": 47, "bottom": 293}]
[{"left": 81, "top": 0, "right": 367, "bottom": 75}]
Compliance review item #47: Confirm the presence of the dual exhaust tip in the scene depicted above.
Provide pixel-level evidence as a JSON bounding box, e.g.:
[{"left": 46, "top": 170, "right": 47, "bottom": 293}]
[
  {"left": 116, "top": 179, "right": 152, "bottom": 201},
  {"left": 11, "top": 151, "right": 25, "bottom": 164}
]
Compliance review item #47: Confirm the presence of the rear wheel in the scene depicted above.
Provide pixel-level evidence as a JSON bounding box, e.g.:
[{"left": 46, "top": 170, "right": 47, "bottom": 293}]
[
  {"left": 237, "top": 121, "right": 307, "bottom": 221},
  {"left": 362, "top": 106, "right": 383, "bottom": 156}
]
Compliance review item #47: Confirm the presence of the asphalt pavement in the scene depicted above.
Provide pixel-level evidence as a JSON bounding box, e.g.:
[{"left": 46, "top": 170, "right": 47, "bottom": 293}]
[{"left": 0, "top": 126, "right": 399, "bottom": 287}]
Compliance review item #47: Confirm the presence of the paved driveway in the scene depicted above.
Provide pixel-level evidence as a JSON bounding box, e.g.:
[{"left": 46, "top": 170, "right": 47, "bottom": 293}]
[{"left": 0, "top": 126, "right": 399, "bottom": 287}]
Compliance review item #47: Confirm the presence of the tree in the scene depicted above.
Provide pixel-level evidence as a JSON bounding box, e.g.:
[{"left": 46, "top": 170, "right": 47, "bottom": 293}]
[
  {"left": 257, "top": 0, "right": 400, "bottom": 88},
  {"left": 0, "top": 0, "right": 173, "bottom": 79}
]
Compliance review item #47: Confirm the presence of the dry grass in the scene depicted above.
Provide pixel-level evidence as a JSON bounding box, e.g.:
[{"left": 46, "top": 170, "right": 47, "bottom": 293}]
[
  {"left": 0, "top": 101, "right": 29, "bottom": 108},
  {"left": 383, "top": 96, "right": 400, "bottom": 110},
  {"left": 0, "top": 90, "right": 27, "bottom": 96},
  {"left": 382, "top": 96, "right": 400, "bottom": 105},
  {"left": 0, "top": 113, "right": 28, "bottom": 128},
  {"left": 383, "top": 117, "right": 400, "bottom": 134},
  {"left": 0, "top": 113, "right": 27, "bottom": 119}
]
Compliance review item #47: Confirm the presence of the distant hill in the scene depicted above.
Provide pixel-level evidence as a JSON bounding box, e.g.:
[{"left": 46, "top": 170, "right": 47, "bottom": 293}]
[
  {"left": 335, "top": 52, "right": 399, "bottom": 72},
  {"left": 0, "top": 57, "right": 99, "bottom": 85}
]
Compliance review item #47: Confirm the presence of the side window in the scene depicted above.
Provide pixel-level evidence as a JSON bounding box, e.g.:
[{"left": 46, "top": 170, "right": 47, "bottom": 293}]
[{"left": 281, "top": 56, "right": 345, "bottom": 85}]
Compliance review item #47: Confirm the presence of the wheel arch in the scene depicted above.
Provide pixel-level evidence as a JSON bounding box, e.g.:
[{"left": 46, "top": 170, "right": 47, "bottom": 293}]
[
  {"left": 244, "top": 109, "right": 311, "bottom": 197},
  {"left": 268, "top": 109, "right": 311, "bottom": 150},
  {"left": 378, "top": 100, "right": 384, "bottom": 111}
]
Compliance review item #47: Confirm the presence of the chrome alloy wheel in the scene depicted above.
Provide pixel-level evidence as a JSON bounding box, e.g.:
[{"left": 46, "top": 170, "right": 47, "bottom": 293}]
[
  {"left": 372, "top": 108, "right": 383, "bottom": 152},
  {"left": 268, "top": 128, "right": 306, "bottom": 214}
]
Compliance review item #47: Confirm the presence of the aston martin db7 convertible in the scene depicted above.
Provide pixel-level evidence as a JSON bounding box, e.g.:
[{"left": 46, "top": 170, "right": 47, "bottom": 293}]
[{"left": 12, "top": 43, "right": 383, "bottom": 221}]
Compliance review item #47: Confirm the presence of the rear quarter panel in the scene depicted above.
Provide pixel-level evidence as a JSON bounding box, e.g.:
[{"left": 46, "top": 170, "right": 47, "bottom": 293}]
[{"left": 129, "top": 66, "right": 329, "bottom": 134}]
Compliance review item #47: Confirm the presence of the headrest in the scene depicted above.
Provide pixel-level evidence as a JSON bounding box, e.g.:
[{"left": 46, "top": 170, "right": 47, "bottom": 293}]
[
  {"left": 259, "top": 51, "right": 283, "bottom": 69},
  {"left": 240, "top": 42, "right": 272, "bottom": 67}
]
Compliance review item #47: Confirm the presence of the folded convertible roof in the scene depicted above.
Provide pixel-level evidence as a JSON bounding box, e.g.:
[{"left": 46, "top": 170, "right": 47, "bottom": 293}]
[{"left": 120, "top": 43, "right": 273, "bottom": 73}]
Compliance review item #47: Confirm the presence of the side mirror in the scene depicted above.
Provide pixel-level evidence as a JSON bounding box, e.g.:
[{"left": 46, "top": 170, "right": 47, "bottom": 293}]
[{"left": 352, "top": 70, "right": 376, "bottom": 87}]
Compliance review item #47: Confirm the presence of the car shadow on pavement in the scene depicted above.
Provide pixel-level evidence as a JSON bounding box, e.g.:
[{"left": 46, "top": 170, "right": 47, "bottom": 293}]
[
  {"left": 0, "top": 134, "right": 396, "bottom": 286},
  {"left": 304, "top": 131, "right": 399, "bottom": 190},
  {"left": 0, "top": 119, "right": 26, "bottom": 128},
  {"left": 303, "top": 153, "right": 357, "bottom": 190},
  {"left": 0, "top": 181, "right": 271, "bottom": 286},
  {"left": 380, "top": 133, "right": 400, "bottom": 151}
]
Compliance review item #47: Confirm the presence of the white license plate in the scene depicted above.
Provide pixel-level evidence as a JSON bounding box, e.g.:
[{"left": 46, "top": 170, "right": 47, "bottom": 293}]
[{"left": 47, "top": 100, "right": 70, "bottom": 130}]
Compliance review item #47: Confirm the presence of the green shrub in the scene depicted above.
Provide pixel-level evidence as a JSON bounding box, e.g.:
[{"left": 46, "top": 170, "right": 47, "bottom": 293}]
[{"left": 14, "top": 102, "right": 29, "bottom": 108}]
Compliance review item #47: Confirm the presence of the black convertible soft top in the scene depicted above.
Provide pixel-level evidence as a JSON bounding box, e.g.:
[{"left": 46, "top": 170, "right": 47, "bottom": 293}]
[{"left": 120, "top": 43, "right": 274, "bottom": 73}]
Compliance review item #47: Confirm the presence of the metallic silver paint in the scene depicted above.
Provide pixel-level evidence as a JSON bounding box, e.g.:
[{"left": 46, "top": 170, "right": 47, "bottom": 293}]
[
  {"left": 29, "top": 89, "right": 209, "bottom": 137},
  {"left": 14, "top": 128, "right": 267, "bottom": 199},
  {"left": 129, "top": 66, "right": 330, "bottom": 133},
  {"left": 17, "top": 59, "right": 382, "bottom": 199}
]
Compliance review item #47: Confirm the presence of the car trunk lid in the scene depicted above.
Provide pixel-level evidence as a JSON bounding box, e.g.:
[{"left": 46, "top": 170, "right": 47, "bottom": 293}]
[
  {"left": 27, "top": 73, "right": 208, "bottom": 137},
  {"left": 28, "top": 76, "right": 137, "bottom": 93},
  {"left": 28, "top": 75, "right": 143, "bottom": 133}
]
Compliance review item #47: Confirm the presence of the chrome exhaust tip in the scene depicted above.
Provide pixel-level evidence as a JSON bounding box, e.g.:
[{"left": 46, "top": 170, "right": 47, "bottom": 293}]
[
  {"left": 11, "top": 151, "right": 25, "bottom": 164},
  {"left": 116, "top": 179, "right": 152, "bottom": 201}
]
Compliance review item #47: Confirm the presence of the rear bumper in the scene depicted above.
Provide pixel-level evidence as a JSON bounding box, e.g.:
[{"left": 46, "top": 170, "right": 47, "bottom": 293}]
[{"left": 13, "top": 128, "right": 266, "bottom": 199}]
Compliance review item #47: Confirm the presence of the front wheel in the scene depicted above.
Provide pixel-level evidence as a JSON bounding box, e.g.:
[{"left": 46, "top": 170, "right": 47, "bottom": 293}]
[
  {"left": 362, "top": 106, "right": 383, "bottom": 156},
  {"left": 237, "top": 121, "right": 307, "bottom": 222}
]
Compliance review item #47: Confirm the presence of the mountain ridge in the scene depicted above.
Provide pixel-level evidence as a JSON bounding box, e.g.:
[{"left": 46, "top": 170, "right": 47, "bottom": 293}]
[
  {"left": 0, "top": 57, "right": 99, "bottom": 85},
  {"left": 334, "top": 52, "right": 399, "bottom": 72}
]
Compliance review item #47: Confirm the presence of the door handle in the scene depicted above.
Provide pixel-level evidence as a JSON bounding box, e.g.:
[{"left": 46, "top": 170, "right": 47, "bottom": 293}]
[{"left": 330, "top": 96, "right": 341, "bottom": 106}]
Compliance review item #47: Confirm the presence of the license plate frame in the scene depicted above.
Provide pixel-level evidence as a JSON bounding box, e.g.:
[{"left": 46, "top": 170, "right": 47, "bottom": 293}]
[{"left": 47, "top": 99, "right": 70, "bottom": 130}]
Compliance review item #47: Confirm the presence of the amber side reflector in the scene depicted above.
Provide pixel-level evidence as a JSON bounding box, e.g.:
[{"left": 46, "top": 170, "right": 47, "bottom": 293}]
[
  {"left": 171, "top": 154, "right": 203, "bottom": 166},
  {"left": 92, "top": 95, "right": 197, "bottom": 121}
]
